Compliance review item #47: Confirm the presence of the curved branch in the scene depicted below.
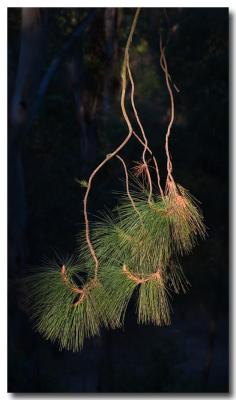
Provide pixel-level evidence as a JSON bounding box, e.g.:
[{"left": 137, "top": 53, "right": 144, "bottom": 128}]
[
  {"left": 122, "top": 265, "right": 162, "bottom": 284},
  {"left": 132, "top": 131, "right": 164, "bottom": 198},
  {"left": 115, "top": 154, "right": 140, "bottom": 216},
  {"left": 61, "top": 265, "right": 83, "bottom": 294},
  {"left": 127, "top": 53, "right": 153, "bottom": 203},
  {"left": 83, "top": 9, "right": 140, "bottom": 279},
  {"left": 159, "top": 36, "right": 176, "bottom": 187}
]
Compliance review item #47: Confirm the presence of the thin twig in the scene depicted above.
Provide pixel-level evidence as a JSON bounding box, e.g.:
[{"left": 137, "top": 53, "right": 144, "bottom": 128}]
[
  {"left": 61, "top": 265, "right": 83, "bottom": 294},
  {"left": 132, "top": 131, "right": 164, "bottom": 198},
  {"left": 153, "top": 157, "right": 164, "bottom": 198},
  {"left": 83, "top": 9, "right": 141, "bottom": 279},
  {"left": 116, "top": 154, "right": 140, "bottom": 216},
  {"left": 122, "top": 264, "right": 162, "bottom": 284},
  {"left": 159, "top": 36, "right": 176, "bottom": 189},
  {"left": 127, "top": 53, "right": 153, "bottom": 203}
]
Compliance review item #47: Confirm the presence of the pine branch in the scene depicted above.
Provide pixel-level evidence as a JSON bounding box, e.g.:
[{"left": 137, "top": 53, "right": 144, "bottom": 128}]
[{"left": 22, "top": 261, "right": 103, "bottom": 351}]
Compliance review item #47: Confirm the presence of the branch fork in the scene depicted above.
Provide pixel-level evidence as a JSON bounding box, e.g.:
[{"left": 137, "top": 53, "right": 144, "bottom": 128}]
[
  {"left": 61, "top": 265, "right": 99, "bottom": 305},
  {"left": 122, "top": 264, "right": 162, "bottom": 285}
]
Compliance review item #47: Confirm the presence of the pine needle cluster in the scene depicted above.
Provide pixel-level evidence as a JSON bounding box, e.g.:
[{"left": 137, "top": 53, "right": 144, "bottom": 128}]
[
  {"left": 21, "top": 9, "right": 207, "bottom": 352},
  {"left": 75, "top": 180, "right": 204, "bottom": 330},
  {"left": 164, "top": 181, "right": 206, "bottom": 254},
  {"left": 23, "top": 260, "right": 103, "bottom": 352},
  {"left": 22, "top": 179, "right": 205, "bottom": 351}
]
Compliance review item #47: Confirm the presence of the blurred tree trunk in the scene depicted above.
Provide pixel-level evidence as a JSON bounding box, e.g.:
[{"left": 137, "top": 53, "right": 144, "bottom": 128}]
[
  {"left": 103, "top": 8, "right": 121, "bottom": 113},
  {"left": 67, "top": 48, "right": 98, "bottom": 180},
  {"left": 8, "top": 8, "right": 48, "bottom": 276},
  {"left": 65, "top": 30, "right": 101, "bottom": 394}
]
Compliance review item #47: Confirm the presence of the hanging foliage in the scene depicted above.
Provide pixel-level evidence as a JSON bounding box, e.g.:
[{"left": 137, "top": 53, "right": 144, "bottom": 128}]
[{"left": 22, "top": 8, "right": 206, "bottom": 352}]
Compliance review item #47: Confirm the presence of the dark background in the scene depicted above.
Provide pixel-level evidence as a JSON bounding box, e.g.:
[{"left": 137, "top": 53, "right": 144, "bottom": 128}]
[{"left": 8, "top": 8, "right": 229, "bottom": 393}]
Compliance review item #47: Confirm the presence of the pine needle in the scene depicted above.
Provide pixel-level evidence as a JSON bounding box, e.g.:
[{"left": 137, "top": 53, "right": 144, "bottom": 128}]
[
  {"left": 166, "top": 261, "right": 190, "bottom": 294},
  {"left": 137, "top": 277, "right": 171, "bottom": 325},
  {"left": 22, "top": 261, "right": 102, "bottom": 352},
  {"left": 165, "top": 183, "right": 207, "bottom": 254},
  {"left": 97, "top": 265, "right": 138, "bottom": 328}
]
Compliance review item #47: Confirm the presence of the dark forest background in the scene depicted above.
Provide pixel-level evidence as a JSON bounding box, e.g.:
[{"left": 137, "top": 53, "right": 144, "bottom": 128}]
[{"left": 8, "top": 7, "right": 229, "bottom": 393}]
